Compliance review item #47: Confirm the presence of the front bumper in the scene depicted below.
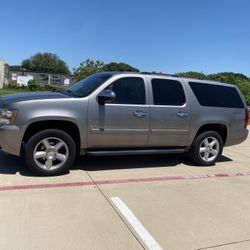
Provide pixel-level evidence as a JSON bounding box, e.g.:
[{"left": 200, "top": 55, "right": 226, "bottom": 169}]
[{"left": 0, "top": 125, "right": 25, "bottom": 156}]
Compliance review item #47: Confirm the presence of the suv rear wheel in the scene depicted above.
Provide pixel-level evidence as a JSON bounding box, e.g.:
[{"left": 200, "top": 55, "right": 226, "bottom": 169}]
[
  {"left": 24, "top": 129, "right": 76, "bottom": 176},
  {"left": 189, "top": 131, "right": 223, "bottom": 166}
]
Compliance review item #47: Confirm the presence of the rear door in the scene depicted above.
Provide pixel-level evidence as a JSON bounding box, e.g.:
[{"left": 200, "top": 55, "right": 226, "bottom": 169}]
[{"left": 148, "top": 77, "right": 190, "bottom": 146}]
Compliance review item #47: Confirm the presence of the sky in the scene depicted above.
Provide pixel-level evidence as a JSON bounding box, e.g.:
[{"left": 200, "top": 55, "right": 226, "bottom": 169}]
[{"left": 0, "top": 0, "right": 249, "bottom": 75}]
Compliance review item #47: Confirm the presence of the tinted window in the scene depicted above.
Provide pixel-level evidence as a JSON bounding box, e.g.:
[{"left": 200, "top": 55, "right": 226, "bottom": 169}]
[
  {"left": 152, "top": 79, "right": 186, "bottom": 105},
  {"left": 189, "top": 82, "right": 244, "bottom": 108},
  {"left": 107, "top": 77, "right": 145, "bottom": 104}
]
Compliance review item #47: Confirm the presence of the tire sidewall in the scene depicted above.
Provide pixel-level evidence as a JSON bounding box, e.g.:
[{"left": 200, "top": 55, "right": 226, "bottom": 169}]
[
  {"left": 25, "top": 129, "right": 76, "bottom": 176},
  {"left": 190, "top": 131, "right": 223, "bottom": 166}
]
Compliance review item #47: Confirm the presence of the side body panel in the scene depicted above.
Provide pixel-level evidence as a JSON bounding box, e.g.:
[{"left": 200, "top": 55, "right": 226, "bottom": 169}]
[
  {"left": 184, "top": 79, "right": 248, "bottom": 146},
  {"left": 2, "top": 97, "right": 88, "bottom": 155}
]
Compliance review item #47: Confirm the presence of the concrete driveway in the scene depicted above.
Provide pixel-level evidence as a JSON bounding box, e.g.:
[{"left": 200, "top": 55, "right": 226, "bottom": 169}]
[{"left": 0, "top": 135, "right": 249, "bottom": 250}]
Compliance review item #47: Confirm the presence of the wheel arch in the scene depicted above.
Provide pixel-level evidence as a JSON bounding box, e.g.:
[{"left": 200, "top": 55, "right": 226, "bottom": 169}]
[
  {"left": 21, "top": 120, "right": 81, "bottom": 155},
  {"left": 194, "top": 123, "right": 228, "bottom": 144}
]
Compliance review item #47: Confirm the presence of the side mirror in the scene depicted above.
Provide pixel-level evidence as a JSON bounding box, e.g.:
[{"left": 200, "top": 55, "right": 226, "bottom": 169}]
[{"left": 98, "top": 90, "right": 116, "bottom": 105}]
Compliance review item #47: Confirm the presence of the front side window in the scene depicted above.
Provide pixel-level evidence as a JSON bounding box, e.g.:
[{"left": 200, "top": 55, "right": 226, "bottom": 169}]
[
  {"left": 151, "top": 79, "right": 186, "bottom": 106},
  {"left": 64, "top": 72, "right": 114, "bottom": 97},
  {"left": 106, "top": 77, "right": 146, "bottom": 104}
]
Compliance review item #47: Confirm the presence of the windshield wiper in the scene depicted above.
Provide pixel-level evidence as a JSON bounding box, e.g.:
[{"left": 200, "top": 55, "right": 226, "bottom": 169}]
[{"left": 62, "top": 89, "right": 79, "bottom": 97}]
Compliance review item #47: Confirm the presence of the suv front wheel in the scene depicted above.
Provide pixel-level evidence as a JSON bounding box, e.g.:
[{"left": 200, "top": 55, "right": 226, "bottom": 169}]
[
  {"left": 24, "top": 129, "right": 76, "bottom": 176},
  {"left": 189, "top": 131, "right": 223, "bottom": 166}
]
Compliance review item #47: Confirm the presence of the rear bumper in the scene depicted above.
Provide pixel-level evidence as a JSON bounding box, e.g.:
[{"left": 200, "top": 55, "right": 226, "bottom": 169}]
[
  {"left": 225, "top": 128, "right": 249, "bottom": 147},
  {"left": 0, "top": 125, "right": 25, "bottom": 156}
]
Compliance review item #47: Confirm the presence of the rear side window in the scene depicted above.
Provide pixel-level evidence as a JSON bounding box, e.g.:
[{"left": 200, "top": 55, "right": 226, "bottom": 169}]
[
  {"left": 189, "top": 82, "right": 244, "bottom": 109},
  {"left": 151, "top": 79, "right": 186, "bottom": 106},
  {"left": 107, "top": 77, "right": 145, "bottom": 104}
]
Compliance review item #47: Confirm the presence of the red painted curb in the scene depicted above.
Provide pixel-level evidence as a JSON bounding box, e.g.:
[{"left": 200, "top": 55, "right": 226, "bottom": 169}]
[
  {"left": 0, "top": 181, "right": 93, "bottom": 191},
  {"left": 0, "top": 171, "right": 250, "bottom": 192}
]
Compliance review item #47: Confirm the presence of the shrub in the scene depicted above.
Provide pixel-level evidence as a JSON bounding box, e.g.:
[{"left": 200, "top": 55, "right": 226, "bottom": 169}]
[
  {"left": 3, "top": 83, "right": 27, "bottom": 89},
  {"left": 28, "top": 80, "right": 38, "bottom": 91},
  {"left": 27, "top": 80, "right": 66, "bottom": 92}
]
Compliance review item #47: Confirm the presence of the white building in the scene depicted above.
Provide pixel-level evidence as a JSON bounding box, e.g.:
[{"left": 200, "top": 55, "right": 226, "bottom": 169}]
[{"left": 0, "top": 59, "right": 9, "bottom": 89}]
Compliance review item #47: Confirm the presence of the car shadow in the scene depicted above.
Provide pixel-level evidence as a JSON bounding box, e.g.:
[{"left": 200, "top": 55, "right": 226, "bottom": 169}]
[
  {"left": 0, "top": 152, "right": 32, "bottom": 176},
  {"left": 72, "top": 153, "right": 233, "bottom": 172},
  {"left": 217, "top": 155, "right": 233, "bottom": 163},
  {"left": 0, "top": 152, "right": 233, "bottom": 176},
  {"left": 72, "top": 154, "right": 183, "bottom": 171}
]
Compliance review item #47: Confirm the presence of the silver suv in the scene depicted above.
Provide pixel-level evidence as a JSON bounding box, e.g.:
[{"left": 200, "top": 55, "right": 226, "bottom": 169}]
[{"left": 0, "top": 72, "right": 249, "bottom": 175}]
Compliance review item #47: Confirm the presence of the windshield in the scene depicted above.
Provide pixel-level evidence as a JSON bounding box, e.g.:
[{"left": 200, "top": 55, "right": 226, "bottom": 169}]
[{"left": 64, "top": 72, "right": 114, "bottom": 97}]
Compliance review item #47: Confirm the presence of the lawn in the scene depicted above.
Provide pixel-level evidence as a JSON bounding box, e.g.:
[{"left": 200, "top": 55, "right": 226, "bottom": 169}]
[{"left": 0, "top": 88, "right": 31, "bottom": 96}]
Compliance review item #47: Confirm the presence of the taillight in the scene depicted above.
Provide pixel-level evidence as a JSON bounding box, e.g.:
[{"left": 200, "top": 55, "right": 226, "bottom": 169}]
[{"left": 245, "top": 108, "right": 250, "bottom": 128}]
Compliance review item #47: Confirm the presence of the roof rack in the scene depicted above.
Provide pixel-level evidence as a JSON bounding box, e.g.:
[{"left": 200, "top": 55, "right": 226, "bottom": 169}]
[
  {"left": 140, "top": 72, "right": 203, "bottom": 80},
  {"left": 140, "top": 72, "right": 176, "bottom": 77},
  {"left": 139, "top": 72, "right": 223, "bottom": 82}
]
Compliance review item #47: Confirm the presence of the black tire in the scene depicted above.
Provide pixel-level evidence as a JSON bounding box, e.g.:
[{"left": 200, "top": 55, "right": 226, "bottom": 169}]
[
  {"left": 24, "top": 129, "right": 76, "bottom": 176},
  {"left": 189, "top": 131, "right": 223, "bottom": 166}
]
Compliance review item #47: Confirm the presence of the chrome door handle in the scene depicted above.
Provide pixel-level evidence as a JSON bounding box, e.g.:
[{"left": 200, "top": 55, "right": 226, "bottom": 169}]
[
  {"left": 176, "top": 111, "right": 189, "bottom": 118},
  {"left": 133, "top": 111, "right": 147, "bottom": 118}
]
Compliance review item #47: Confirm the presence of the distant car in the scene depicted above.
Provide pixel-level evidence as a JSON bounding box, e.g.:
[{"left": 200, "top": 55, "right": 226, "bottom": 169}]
[
  {"left": 0, "top": 72, "right": 249, "bottom": 176},
  {"left": 247, "top": 106, "right": 250, "bottom": 112}
]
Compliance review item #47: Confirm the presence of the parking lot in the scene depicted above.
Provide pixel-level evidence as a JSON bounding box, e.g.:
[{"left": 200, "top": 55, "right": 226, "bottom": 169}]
[{"left": 0, "top": 134, "right": 249, "bottom": 250}]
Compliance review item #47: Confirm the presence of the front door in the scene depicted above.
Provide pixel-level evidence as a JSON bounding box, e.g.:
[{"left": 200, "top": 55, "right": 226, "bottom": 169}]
[{"left": 87, "top": 76, "right": 149, "bottom": 148}]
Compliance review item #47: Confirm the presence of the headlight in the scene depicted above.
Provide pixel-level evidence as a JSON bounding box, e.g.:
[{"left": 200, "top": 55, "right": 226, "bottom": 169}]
[{"left": 0, "top": 109, "right": 18, "bottom": 125}]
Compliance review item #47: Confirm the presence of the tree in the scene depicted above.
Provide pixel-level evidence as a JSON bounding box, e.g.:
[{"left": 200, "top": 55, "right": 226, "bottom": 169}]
[
  {"left": 73, "top": 60, "right": 140, "bottom": 81},
  {"left": 207, "top": 72, "right": 249, "bottom": 84},
  {"left": 103, "top": 62, "right": 139, "bottom": 72},
  {"left": 176, "top": 71, "right": 206, "bottom": 79},
  {"left": 73, "top": 59, "right": 105, "bottom": 81},
  {"left": 9, "top": 65, "right": 23, "bottom": 71},
  {"left": 21, "top": 53, "right": 70, "bottom": 74},
  {"left": 236, "top": 81, "right": 250, "bottom": 105}
]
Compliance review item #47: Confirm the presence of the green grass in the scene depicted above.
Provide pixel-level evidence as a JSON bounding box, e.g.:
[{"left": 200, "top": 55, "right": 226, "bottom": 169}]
[{"left": 0, "top": 88, "right": 31, "bottom": 96}]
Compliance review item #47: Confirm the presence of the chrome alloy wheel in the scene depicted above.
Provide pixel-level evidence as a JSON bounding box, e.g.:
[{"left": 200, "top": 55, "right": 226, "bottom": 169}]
[
  {"left": 33, "top": 137, "right": 69, "bottom": 171},
  {"left": 199, "top": 137, "right": 220, "bottom": 162}
]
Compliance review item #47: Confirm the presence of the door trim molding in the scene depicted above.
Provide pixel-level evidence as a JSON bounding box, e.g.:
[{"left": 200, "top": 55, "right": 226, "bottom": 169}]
[{"left": 90, "top": 127, "right": 149, "bottom": 134}]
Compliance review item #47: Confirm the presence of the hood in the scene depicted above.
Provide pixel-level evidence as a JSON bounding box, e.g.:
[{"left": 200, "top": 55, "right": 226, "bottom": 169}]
[{"left": 0, "top": 91, "right": 69, "bottom": 106}]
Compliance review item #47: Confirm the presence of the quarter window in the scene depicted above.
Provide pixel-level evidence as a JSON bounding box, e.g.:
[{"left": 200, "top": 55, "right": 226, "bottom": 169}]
[
  {"left": 189, "top": 82, "right": 244, "bottom": 108},
  {"left": 151, "top": 79, "right": 186, "bottom": 106},
  {"left": 107, "top": 77, "right": 146, "bottom": 104}
]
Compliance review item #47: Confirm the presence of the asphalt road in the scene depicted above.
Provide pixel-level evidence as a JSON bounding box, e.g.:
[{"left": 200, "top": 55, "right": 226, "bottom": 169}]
[{"left": 0, "top": 134, "right": 249, "bottom": 250}]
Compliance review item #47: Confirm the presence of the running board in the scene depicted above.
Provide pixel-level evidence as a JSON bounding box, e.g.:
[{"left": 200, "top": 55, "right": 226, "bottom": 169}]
[{"left": 81, "top": 148, "right": 188, "bottom": 156}]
